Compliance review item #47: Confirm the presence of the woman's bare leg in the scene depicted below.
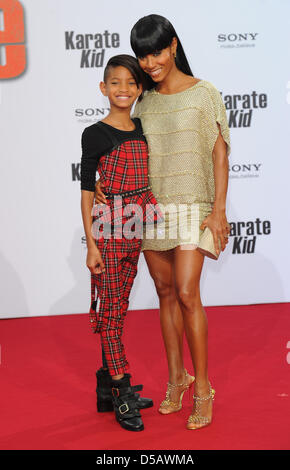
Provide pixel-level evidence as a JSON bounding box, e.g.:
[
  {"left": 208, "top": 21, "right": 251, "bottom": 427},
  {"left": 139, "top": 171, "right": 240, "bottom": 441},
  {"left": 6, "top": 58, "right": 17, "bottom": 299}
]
[
  {"left": 143, "top": 250, "right": 186, "bottom": 386},
  {"left": 173, "top": 246, "right": 213, "bottom": 425}
]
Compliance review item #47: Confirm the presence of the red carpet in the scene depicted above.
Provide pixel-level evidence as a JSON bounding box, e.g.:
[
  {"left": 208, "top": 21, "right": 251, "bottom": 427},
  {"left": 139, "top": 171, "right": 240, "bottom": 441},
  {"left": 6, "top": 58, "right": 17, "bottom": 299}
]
[{"left": 0, "top": 303, "right": 289, "bottom": 450}]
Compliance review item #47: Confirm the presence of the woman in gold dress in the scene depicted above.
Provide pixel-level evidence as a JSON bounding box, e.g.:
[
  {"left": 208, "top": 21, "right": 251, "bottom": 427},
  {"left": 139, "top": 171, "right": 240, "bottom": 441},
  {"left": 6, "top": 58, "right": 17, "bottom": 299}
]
[{"left": 96, "top": 14, "right": 231, "bottom": 429}]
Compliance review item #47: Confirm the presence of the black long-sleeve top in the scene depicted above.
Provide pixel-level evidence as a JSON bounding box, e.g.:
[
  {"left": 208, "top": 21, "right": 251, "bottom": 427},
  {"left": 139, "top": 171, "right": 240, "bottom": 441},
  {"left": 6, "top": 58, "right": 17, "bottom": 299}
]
[{"left": 80, "top": 118, "right": 144, "bottom": 192}]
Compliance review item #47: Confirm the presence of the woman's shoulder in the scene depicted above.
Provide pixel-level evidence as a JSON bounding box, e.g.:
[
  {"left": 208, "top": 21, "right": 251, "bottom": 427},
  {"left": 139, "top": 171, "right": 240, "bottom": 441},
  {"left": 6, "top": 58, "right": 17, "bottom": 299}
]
[
  {"left": 196, "top": 79, "right": 217, "bottom": 90},
  {"left": 194, "top": 80, "right": 222, "bottom": 102},
  {"left": 134, "top": 81, "right": 223, "bottom": 115}
]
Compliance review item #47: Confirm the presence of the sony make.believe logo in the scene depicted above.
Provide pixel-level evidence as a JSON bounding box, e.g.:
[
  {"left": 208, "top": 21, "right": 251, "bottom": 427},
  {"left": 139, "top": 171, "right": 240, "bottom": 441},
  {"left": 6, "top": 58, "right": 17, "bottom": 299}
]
[
  {"left": 0, "top": 0, "right": 26, "bottom": 79},
  {"left": 218, "top": 32, "right": 258, "bottom": 48},
  {"left": 229, "top": 163, "right": 262, "bottom": 179},
  {"left": 229, "top": 218, "right": 271, "bottom": 254},
  {"left": 65, "top": 30, "right": 120, "bottom": 68},
  {"left": 221, "top": 91, "right": 268, "bottom": 128},
  {"left": 74, "top": 106, "right": 110, "bottom": 123}
]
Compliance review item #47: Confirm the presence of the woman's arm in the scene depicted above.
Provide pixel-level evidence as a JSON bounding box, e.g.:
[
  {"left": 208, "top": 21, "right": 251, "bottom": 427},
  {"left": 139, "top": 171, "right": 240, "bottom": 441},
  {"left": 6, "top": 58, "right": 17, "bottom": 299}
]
[
  {"left": 81, "top": 190, "right": 105, "bottom": 274},
  {"left": 94, "top": 180, "right": 107, "bottom": 204},
  {"left": 200, "top": 128, "right": 230, "bottom": 256}
]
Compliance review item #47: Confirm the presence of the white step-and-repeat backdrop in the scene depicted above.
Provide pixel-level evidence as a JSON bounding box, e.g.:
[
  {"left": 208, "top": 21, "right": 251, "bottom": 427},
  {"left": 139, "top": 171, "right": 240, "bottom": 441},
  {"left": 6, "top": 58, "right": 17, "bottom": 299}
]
[{"left": 1, "top": 0, "right": 290, "bottom": 318}]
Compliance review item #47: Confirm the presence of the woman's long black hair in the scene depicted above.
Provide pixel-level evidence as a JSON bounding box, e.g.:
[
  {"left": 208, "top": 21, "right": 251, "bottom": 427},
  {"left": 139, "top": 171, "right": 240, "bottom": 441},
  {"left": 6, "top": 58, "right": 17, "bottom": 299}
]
[{"left": 130, "top": 14, "right": 194, "bottom": 90}]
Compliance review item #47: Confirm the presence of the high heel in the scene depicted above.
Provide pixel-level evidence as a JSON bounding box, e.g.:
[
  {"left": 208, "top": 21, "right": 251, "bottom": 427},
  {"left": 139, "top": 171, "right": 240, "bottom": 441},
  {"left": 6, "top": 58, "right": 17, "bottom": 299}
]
[
  {"left": 159, "top": 369, "right": 195, "bottom": 415},
  {"left": 187, "top": 382, "right": 215, "bottom": 430}
]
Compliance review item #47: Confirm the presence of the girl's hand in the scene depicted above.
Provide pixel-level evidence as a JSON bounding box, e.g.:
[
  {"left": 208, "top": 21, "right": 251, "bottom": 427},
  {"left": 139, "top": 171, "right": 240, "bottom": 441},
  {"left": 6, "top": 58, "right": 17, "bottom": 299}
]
[
  {"left": 200, "top": 210, "right": 231, "bottom": 256},
  {"left": 95, "top": 180, "right": 107, "bottom": 204},
  {"left": 86, "top": 245, "right": 105, "bottom": 274}
]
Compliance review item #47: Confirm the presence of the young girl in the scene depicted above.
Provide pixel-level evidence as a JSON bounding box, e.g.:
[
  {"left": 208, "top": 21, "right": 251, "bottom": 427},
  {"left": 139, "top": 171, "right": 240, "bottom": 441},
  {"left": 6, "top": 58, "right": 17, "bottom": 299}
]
[{"left": 80, "top": 55, "right": 161, "bottom": 432}]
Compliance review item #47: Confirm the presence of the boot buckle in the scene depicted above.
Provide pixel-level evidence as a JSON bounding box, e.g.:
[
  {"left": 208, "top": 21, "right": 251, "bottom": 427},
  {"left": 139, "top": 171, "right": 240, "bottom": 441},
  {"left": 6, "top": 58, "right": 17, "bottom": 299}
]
[{"left": 119, "top": 403, "right": 129, "bottom": 414}]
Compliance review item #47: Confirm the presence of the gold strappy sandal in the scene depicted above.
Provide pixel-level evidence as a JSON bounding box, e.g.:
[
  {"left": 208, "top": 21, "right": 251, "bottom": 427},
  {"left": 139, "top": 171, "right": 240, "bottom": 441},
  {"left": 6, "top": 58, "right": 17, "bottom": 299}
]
[
  {"left": 159, "top": 369, "right": 195, "bottom": 415},
  {"left": 187, "top": 382, "right": 215, "bottom": 429}
]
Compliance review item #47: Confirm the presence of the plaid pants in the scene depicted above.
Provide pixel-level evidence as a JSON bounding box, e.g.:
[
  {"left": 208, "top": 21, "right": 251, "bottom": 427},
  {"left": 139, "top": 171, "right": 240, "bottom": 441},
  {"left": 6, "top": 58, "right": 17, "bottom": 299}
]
[{"left": 90, "top": 235, "right": 142, "bottom": 376}]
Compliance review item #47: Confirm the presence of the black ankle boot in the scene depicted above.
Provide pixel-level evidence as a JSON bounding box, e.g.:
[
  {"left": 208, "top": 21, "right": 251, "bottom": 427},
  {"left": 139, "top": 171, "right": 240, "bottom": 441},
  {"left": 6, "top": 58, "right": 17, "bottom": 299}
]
[
  {"left": 96, "top": 367, "right": 153, "bottom": 412},
  {"left": 96, "top": 368, "right": 114, "bottom": 412},
  {"left": 111, "top": 375, "right": 144, "bottom": 432}
]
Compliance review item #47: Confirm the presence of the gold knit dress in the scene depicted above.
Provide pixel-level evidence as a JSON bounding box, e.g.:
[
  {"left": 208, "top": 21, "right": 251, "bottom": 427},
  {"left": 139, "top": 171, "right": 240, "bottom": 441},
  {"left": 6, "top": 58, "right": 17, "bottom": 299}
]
[{"left": 134, "top": 80, "right": 231, "bottom": 252}]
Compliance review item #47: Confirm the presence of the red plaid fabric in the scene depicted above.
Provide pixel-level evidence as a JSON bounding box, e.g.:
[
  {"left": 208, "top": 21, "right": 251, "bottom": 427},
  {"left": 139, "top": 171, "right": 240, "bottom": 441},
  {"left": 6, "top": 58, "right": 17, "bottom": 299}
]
[
  {"left": 87, "top": 128, "right": 163, "bottom": 375},
  {"left": 90, "top": 236, "right": 142, "bottom": 376},
  {"left": 91, "top": 140, "right": 163, "bottom": 235},
  {"left": 99, "top": 139, "right": 150, "bottom": 193}
]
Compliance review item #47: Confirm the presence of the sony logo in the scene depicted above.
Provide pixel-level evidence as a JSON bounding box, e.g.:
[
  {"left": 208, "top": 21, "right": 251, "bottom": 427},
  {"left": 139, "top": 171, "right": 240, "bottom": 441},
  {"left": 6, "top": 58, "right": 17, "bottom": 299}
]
[
  {"left": 229, "top": 163, "right": 262, "bottom": 173},
  {"left": 218, "top": 33, "right": 259, "bottom": 42},
  {"left": 75, "top": 108, "right": 110, "bottom": 117}
]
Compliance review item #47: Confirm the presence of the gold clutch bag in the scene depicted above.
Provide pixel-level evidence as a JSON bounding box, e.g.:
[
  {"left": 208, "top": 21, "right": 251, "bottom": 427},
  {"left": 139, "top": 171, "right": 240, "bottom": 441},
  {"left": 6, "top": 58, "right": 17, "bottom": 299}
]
[{"left": 197, "top": 227, "right": 221, "bottom": 260}]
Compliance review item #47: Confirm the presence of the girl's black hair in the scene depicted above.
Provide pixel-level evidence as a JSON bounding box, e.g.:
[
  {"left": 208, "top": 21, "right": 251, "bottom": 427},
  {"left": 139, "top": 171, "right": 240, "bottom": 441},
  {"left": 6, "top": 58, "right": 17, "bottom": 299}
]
[
  {"left": 103, "top": 54, "right": 147, "bottom": 100},
  {"left": 130, "top": 14, "right": 193, "bottom": 89}
]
